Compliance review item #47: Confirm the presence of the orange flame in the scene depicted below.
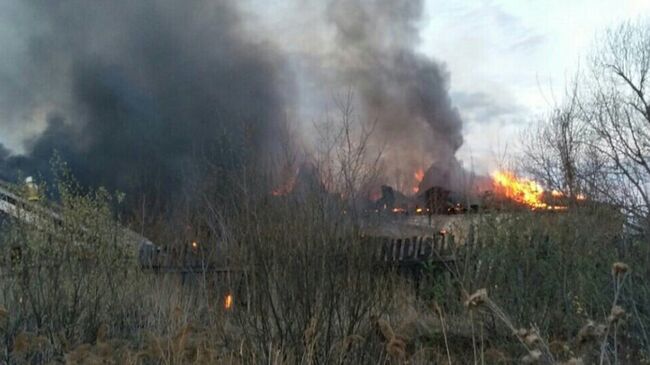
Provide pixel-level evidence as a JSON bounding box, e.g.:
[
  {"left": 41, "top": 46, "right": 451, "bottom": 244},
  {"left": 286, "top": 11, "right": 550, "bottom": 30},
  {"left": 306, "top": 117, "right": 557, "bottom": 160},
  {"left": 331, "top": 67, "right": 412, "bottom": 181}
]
[
  {"left": 412, "top": 168, "right": 425, "bottom": 193},
  {"left": 492, "top": 171, "right": 547, "bottom": 209},
  {"left": 224, "top": 293, "right": 233, "bottom": 310},
  {"left": 272, "top": 168, "right": 299, "bottom": 196}
]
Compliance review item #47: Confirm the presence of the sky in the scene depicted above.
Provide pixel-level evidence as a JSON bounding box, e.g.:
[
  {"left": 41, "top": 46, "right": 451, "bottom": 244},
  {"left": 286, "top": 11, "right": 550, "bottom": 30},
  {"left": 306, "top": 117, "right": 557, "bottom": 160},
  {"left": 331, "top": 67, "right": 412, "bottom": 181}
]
[
  {"left": 1, "top": 0, "right": 649, "bottom": 177},
  {"left": 418, "top": 0, "right": 650, "bottom": 172},
  {"left": 240, "top": 0, "right": 650, "bottom": 174}
]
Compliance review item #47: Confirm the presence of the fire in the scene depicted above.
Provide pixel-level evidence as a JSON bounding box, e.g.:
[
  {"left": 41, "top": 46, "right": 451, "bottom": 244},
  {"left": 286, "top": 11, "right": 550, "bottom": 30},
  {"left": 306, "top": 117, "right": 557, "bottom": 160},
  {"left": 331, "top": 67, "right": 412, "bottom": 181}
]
[
  {"left": 412, "top": 168, "right": 425, "bottom": 193},
  {"left": 224, "top": 293, "right": 233, "bottom": 310},
  {"left": 492, "top": 171, "right": 547, "bottom": 209},
  {"left": 272, "top": 168, "right": 299, "bottom": 196}
]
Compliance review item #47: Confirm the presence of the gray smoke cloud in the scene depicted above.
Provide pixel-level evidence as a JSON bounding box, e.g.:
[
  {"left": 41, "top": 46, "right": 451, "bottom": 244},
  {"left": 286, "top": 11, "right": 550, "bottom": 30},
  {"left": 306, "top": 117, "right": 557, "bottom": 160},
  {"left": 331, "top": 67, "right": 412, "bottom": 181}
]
[
  {"left": 0, "top": 0, "right": 291, "bottom": 205},
  {"left": 0, "top": 0, "right": 467, "bottom": 205},
  {"left": 326, "top": 0, "right": 464, "bottom": 192}
]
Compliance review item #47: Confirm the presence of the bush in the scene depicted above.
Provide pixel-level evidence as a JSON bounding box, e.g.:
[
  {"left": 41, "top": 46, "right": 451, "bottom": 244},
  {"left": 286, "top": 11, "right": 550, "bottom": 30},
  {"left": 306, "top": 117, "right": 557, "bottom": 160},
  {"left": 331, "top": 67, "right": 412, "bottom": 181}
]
[{"left": 0, "top": 164, "right": 148, "bottom": 362}]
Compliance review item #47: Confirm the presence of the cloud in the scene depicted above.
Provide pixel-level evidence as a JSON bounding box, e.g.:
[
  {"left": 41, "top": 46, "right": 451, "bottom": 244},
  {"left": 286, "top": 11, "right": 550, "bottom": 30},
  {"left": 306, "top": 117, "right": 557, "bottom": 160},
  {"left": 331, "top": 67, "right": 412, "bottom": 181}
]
[
  {"left": 509, "top": 33, "right": 547, "bottom": 51},
  {"left": 452, "top": 91, "right": 523, "bottom": 125},
  {"left": 438, "top": 0, "right": 546, "bottom": 53}
]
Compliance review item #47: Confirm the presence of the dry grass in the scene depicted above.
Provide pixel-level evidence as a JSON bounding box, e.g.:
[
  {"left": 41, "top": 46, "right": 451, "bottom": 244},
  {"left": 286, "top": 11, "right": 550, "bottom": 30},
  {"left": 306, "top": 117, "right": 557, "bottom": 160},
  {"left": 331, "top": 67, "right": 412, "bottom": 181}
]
[{"left": 1, "top": 171, "right": 650, "bottom": 364}]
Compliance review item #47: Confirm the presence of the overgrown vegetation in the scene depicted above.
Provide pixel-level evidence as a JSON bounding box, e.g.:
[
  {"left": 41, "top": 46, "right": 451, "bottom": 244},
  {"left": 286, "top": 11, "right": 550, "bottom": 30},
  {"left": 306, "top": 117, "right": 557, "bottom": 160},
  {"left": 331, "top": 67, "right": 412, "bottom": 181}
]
[
  {"left": 2, "top": 19, "right": 650, "bottom": 365},
  {"left": 1, "top": 160, "right": 649, "bottom": 364}
]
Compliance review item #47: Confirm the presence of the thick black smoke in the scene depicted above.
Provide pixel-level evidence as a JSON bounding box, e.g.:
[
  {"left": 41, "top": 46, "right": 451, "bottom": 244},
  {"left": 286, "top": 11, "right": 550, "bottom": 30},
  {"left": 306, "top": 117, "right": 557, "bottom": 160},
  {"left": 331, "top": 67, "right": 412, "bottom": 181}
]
[
  {"left": 0, "top": 0, "right": 290, "bottom": 205},
  {"left": 326, "top": 0, "right": 464, "bottom": 192},
  {"left": 0, "top": 0, "right": 468, "bottom": 205}
]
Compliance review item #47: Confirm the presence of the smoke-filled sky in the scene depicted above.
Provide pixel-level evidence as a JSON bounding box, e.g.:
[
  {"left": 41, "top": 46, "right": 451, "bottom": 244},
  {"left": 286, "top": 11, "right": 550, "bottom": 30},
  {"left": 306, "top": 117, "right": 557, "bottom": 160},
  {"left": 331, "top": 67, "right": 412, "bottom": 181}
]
[
  {"left": 0, "top": 0, "right": 648, "bottom": 201},
  {"left": 0, "top": 0, "right": 292, "bottom": 200},
  {"left": 245, "top": 0, "right": 650, "bottom": 173}
]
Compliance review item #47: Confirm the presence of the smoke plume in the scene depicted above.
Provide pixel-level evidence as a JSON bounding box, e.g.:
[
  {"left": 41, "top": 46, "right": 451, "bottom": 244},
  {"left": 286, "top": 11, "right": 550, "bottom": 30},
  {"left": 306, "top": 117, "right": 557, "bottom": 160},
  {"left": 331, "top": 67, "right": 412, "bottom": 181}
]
[
  {"left": 0, "top": 0, "right": 290, "bottom": 204},
  {"left": 0, "top": 0, "right": 466, "bottom": 206},
  {"left": 326, "top": 0, "right": 464, "bottom": 192}
]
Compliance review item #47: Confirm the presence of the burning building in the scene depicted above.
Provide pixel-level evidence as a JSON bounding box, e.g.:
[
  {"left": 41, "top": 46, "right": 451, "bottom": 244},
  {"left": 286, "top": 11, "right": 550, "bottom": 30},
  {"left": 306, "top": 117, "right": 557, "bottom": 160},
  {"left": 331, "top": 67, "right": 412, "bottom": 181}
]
[
  {"left": 0, "top": 0, "right": 587, "bottom": 235},
  {"left": 359, "top": 166, "right": 589, "bottom": 219}
]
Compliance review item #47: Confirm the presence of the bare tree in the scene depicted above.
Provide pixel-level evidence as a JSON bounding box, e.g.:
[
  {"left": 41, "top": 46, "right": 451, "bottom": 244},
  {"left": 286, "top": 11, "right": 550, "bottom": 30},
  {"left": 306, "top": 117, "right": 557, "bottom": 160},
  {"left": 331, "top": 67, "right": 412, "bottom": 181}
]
[
  {"left": 313, "top": 91, "right": 384, "bottom": 224},
  {"left": 522, "top": 79, "right": 588, "bottom": 197},
  {"left": 582, "top": 19, "right": 650, "bottom": 231},
  {"left": 524, "top": 19, "right": 650, "bottom": 232}
]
